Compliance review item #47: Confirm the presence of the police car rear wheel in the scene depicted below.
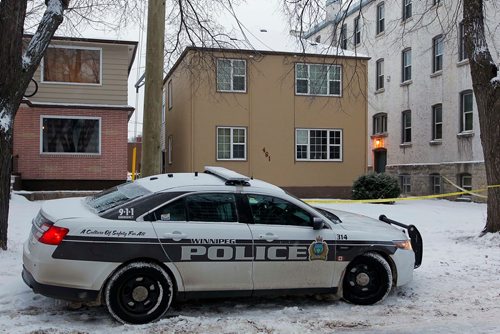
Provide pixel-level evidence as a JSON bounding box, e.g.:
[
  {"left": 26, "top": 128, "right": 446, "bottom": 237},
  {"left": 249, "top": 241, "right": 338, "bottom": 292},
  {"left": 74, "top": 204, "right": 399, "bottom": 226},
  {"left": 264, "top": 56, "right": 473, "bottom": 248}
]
[
  {"left": 342, "top": 252, "right": 392, "bottom": 305},
  {"left": 104, "top": 262, "right": 174, "bottom": 324}
]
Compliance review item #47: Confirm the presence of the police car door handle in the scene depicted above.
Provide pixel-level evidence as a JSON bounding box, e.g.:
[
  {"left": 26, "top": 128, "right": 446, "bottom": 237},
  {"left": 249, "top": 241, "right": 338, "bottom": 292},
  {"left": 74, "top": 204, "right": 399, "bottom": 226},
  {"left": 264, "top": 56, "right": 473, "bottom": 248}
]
[
  {"left": 163, "top": 232, "right": 187, "bottom": 241},
  {"left": 259, "top": 233, "right": 279, "bottom": 242}
]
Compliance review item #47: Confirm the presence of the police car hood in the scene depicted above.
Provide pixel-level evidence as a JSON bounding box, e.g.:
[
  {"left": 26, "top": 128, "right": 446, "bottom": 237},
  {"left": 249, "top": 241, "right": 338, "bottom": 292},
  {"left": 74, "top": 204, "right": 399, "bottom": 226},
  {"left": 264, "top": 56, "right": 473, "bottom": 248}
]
[
  {"left": 41, "top": 197, "right": 97, "bottom": 222},
  {"left": 323, "top": 208, "right": 407, "bottom": 239}
]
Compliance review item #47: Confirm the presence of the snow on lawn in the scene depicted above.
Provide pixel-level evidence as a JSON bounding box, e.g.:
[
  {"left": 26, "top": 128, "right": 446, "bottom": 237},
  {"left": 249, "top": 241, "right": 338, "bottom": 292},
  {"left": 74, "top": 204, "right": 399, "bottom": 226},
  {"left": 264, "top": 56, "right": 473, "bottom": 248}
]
[{"left": 1, "top": 195, "right": 499, "bottom": 333}]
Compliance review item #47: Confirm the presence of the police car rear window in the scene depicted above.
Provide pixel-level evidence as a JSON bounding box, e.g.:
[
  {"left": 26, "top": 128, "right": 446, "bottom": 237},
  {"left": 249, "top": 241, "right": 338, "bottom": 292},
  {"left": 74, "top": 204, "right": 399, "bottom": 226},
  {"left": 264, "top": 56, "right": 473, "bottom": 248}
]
[{"left": 85, "top": 183, "right": 151, "bottom": 214}]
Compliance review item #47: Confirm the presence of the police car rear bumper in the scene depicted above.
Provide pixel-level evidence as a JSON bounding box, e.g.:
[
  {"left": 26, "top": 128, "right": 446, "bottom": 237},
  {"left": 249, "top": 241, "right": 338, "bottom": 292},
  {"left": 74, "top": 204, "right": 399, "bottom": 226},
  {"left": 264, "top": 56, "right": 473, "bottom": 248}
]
[{"left": 22, "top": 266, "right": 100, "bottom": 302}]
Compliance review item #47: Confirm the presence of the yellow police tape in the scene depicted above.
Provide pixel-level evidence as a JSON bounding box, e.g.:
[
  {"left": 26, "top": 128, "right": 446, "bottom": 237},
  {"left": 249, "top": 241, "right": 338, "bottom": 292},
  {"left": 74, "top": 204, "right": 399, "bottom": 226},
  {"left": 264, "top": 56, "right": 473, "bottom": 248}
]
[{"left": 304, "top": 185, "right": 500, "bottom": 205}]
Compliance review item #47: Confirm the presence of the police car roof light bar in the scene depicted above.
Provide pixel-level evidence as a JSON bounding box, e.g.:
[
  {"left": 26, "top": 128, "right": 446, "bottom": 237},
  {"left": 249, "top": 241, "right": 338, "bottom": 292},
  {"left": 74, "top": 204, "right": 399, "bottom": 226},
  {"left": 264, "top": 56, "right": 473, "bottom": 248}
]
[{"left": 204, "top": 166, "right": 251, "bottom": 186}]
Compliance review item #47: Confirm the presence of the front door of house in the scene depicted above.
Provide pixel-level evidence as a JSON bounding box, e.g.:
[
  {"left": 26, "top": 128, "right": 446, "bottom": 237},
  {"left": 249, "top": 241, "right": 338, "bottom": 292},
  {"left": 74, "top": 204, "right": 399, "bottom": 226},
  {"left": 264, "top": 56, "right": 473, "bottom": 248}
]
[{"left": 374, "top": 149, "right": 387, "bottom": 173}]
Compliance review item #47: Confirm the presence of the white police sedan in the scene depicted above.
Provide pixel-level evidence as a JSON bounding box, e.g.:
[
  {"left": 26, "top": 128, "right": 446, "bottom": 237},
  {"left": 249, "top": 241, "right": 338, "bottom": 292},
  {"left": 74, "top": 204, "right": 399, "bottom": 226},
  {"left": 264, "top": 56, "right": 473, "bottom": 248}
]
[{"left": 23, "top": 167, "right": 422, "bottom": 324}]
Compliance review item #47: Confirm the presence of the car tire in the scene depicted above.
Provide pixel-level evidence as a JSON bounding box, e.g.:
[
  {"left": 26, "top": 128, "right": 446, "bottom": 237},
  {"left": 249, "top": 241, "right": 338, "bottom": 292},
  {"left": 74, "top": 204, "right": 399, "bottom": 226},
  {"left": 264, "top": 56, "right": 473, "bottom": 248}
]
[
  {"left": 104, "top": 262, "right": 174, "bottom": 324},
  {"left": 342, "top": 252, "right": 393, "bottom": 305}
]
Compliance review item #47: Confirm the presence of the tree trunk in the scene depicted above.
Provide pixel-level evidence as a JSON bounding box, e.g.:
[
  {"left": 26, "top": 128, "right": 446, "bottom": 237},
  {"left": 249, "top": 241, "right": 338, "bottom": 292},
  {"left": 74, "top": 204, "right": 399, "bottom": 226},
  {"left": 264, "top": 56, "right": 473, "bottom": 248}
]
[
  {"left": 463, "top": 0, "right": 500, "bottom": 233},
  {"left": 0, "top": 0, "right": 67, "bottom": 250}
]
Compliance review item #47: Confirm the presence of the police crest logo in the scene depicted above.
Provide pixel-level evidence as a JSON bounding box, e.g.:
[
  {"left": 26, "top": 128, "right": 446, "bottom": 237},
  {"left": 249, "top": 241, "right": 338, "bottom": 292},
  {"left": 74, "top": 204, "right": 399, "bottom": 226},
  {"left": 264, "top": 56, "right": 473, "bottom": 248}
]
[{"left": 308, "top": 236, "right": 328, "bottom": 261}]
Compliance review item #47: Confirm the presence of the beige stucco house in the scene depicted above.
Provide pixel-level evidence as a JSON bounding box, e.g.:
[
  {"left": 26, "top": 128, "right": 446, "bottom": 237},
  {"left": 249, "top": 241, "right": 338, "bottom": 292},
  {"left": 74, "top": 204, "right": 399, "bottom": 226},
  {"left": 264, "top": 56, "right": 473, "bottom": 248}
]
[{"left": 162, "top": 41, "right": 369, "bottom": 198}]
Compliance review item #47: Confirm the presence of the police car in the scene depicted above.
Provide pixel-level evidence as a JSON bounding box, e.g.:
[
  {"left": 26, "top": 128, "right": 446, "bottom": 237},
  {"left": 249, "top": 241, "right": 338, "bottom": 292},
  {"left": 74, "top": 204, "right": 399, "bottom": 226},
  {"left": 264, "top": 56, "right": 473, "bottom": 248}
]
[{"left": 23, "top": 167, "right": 423, "bottom": 324}]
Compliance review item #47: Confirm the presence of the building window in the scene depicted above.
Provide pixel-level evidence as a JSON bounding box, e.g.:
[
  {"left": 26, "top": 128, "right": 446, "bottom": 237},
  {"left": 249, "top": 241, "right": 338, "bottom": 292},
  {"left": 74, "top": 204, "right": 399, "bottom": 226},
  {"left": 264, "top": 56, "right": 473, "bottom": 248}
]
[
  {"left": 433, "top": 0, "right": 441, "bottom": 6},
  {"left": 377, "top": 2, "right": 385, "bottom": 34},
  {"left": 295, "top": 63, "right": 342, "bottom": 96},
  {"left": 315, "top": 35, "right": 321, "bottom": 43},
  {"left": 460, "top": 173, "right": 472, "bottom": 191},
  {"left": 167, "top": 80, "right": 173, "bottom": 110},
  {"left": 216, "top": 59, "right": 246, "bottom": 92},
  {"left": 41, "top": 116, "right": 100, "bottom": 154},
  {"left": 376, "top": 58, "right": 384, "bottom": 90},
  {"left": 460, "top": 90, "right": 473, "bottom": 132},
  {"left": 340, "top": 24, "right": 347, "bottom": 49},
  {"left": 430, "top": 174, "right": 441, "bottom": 194},
  {"left": 432, "top": 104, "right": 443, "bottom": 140},
  {"left": 402, "top": 48, "right": 412, "bottom": 82},
  {"left": 42, "top": 46, "right": 101, "bottom": 84},
  {"left": 217, "top": 127, "right": 246, "bottom": 160},
  {"left": 168, "top": 135, "right": 173, "bottom": 165},
  {"left": 400, "top": 174, "right": 411, "bottom": 194},
  {"left": 459, "top": 21, "right": 468, "bottom": 61},
  {"left": 162, "top": 88, "right": 166, "bottom": 123},
  {"left": 354, "top": 16, "right": 361, "bottom": 45},
  {"left": 402, "top": 110, "right": 411, "bottom": 143},
  {"left": 296, "top": 128, "right": 342, "bottom": 161},
  {"left": 403, "top": 0, "right": 412, "bottom": 21},
  {"left": 433, "top": 35, "right": 444, "bottom": 73},
  {"left": 373, "top": 113, "right": 387, "bottom": 135}
]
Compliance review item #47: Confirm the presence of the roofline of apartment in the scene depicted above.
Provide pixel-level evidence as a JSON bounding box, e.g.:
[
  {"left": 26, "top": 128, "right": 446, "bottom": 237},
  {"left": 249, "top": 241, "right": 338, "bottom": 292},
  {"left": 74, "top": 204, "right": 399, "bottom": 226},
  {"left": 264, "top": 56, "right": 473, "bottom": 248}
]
[
  {"left": 162, "top": 45, "right": 370, "bottom": 84},
  {"left": 23, "top": 34, "right": 139, "bottom": 75}
]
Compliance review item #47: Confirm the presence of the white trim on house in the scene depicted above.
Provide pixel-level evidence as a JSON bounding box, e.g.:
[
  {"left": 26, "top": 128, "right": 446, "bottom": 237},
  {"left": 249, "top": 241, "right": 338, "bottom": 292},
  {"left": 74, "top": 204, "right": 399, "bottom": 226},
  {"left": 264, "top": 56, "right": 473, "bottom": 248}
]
[
  {"left": 295, "top": 63, "right": 343, "bottom": 97},
  {"left": 216, "top": 126, "right": 247, "bottom": 161},
  {"left": 295, "top": 128, "right": 343, "bottom": 162}
]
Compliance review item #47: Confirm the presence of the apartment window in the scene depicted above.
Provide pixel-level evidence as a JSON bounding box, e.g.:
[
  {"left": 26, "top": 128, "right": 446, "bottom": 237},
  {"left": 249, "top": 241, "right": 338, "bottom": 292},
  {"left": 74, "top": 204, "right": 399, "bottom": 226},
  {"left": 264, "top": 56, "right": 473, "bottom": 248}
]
[
  {"left": 403, "top": 0, "right": 412, "bottom": 21},
  {"left": 168, "top": 135, "right": 173, "bottom": 165},
  {"left": 430, "top": 174, "right": 441, "bottom": 194},
  {"left": 354, "top": 16, "right": 361, "bottom": 45},
  {"left": 295, "top": 63, "right": 342, "bottom": 96},
  {"left": 216, "top": 59, "right": 246, "bottom": 92},
  {"left": 402, "top": 48, "right": 412, "bottom": 82},
  {"left": 433, "top": 35, "right": 444, "bottom": 72},
  {"left": 340, "top": 24, "right": 347, "bottom": 49},
  {"left": 42, "top": 46, "right": 101, "bottom": 84},
  {"left": 167, "top": 80, "right": 173, "bottom": 110},
  {"left": 432, "top": 104, "right": 443, "bottom": 140},
  {"left": 217, "top": 127, "right": 246, "bottom": 160},
  {"left": 373, "top": 113, "right": 387, "bottom": 135},
  {"left": 296, "top": 129, "right": 342, "bottom": 161},
  {"left": 400, "top": 174, "right": 411, "bottom": 194},
  {"left": 402, "top": 110, "right": 411, "bottom": 143},
  {"left": 460, "top": 90, "right": 473, "bottom": 132},
  {"left": 161, "top": 88, "right": 166, "bottom": 123},
  {"left": 376, "top": 2, "right": 385, "bottom": 34},
  {"left": 376, "top": 58, "right": 384, "bottom": 90},
  {"left": 41, "top": 116, "right": 100, "bottom": 154},
  {"left": 459, "top": 21, "right": 468, "bottom": 61},
  {"left": 460, "top": 173, "right": 472, "bottom": 191}
]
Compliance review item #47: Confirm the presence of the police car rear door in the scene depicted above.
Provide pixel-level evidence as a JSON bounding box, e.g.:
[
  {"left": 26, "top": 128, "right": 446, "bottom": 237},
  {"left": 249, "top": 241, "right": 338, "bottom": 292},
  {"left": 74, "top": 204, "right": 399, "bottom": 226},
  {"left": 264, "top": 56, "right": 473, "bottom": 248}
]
[
  {"left": 149, "top": 192, "right": 253, "bottom": 294},
  {"left": 244, "top": 193, "right": 335, "bottom": 291}
]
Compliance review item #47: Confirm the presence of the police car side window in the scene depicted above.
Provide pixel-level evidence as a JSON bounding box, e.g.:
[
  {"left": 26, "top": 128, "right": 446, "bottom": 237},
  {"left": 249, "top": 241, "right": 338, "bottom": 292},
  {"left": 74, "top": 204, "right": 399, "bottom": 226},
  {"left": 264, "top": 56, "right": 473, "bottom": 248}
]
[
  {"left": 186, "top": 193, "right": 237, "bottom": 223},
  {"left": 247, "top": 194, "right": 313, "bottom": 227},
  {"left": 153, "top": 197, "right": 186, "bottom": 222}
]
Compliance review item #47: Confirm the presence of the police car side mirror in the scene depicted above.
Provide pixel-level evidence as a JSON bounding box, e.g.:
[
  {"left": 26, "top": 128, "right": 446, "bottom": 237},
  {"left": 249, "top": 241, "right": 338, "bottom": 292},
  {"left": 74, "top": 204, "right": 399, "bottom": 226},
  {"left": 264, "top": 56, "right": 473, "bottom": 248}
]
[{"left": 313, "top": 217, "right": 324, "bottom": 230}]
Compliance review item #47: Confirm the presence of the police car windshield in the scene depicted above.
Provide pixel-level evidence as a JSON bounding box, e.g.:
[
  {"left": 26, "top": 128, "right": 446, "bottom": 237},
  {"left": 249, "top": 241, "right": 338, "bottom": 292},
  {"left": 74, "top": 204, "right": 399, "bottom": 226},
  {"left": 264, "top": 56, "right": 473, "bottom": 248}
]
[{"left": 86, "top": 183, "right": 151, "bottom": 214}]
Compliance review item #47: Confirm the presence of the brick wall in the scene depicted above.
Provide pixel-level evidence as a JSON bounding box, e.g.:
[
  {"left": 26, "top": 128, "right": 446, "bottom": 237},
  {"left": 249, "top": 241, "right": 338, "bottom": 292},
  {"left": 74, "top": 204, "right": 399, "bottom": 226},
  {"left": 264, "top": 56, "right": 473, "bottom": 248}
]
[{"left": 13, "top": 106, "right": 128, "bottom": 181}]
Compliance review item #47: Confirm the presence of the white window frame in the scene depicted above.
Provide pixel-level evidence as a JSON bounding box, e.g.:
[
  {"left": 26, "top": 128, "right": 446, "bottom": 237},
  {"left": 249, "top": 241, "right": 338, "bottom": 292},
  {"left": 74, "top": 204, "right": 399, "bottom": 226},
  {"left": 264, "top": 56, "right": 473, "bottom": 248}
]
[
  {"left": 376, "top": 2, "right": 385, "bottom": 34},
  {"left": 376, "top": 58, "right": 384, "bottom": 90},
  {"left": 295, "top": 63, "right": 342, "bottom": 97},
  {"left": 216, "top": 59, "right": 247, "bottom": 93},
  {"left": 431, "top": 174, "right": 441, "bottom": 194},
  {"left": 461, "top": 90, "right": 473, "bottom": 132},
  {"left": 403, "top": 0, "right": 412, "bottom": 21},
  {"left": 167, "top": 79, "right": 173, "bottom": 110},
  {"left": 461, "top": 174, "right": 472, "bottom": 191},
  {"left": 41, "top": 45, "right": 103, "bottom": 86},
  {"left": 354, "top": 16, "right": 361, "bottom": 45},
  {"left": 40, "top": 115, "right": 102, "bottom": 155},
  {"left": 433, "top": 35, "right": 444, "bottom": 73},
  {"left": 432, "top": 104, "right": 443, "bottom": 140},
  {"left": 295, "top": 128, "right": 343, "bottom": 162},
  {"left": 459, "top": 21, "right": 468, "bottom": 61},
  {"left": 402, "top": 110, "right": 412, "bottom": 143},
  {"left": 373, "top": 113, "right": 387, "bottom": 135},
  {"left": 216, "top": 126, "right": 247, "bottom": 161},
  {"left": 402, "top": 48, "right": 412, "bottom": 82},
  {"left": 400, "top": 174, "right": 411, "bottom": 194}
]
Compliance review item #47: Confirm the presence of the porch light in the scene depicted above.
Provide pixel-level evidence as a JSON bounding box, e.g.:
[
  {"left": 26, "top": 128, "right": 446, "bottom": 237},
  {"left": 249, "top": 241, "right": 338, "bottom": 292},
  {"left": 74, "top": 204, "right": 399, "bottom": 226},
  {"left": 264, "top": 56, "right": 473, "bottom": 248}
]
[{"left": 374, "top": 138, "right": 384, "bottom": 149}]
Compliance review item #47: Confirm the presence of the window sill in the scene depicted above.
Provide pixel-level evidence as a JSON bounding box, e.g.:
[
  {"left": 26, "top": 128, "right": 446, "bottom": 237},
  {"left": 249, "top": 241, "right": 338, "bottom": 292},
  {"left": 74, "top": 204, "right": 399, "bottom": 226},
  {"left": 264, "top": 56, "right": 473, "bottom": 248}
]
[
  {"left": 401, "top": 17, "right": 413, "bottom": 25},
  {"left": 217, "top": 90, "right": 247, "bottom": 94},
  {"left": 430, "top": 71, "right": 442, "bottom": 78},
  {"left": 371, "top": 133, "right": 388, "bottom": 138},
  {"left": 375, "top": 31, "right": 385, "bottom": 38},
  {"left": 429, "top": 139, "right": 442, "bottom": 146},
  {"left": 374, "top": 88, "right": 385, "bottom": 94},
  {"left": 400, "top": 143, "right": 412, "bottom": 148},
  {"left": 457, "top": 131, "right": 474, "bottom": 138},
  {"left": 40, "top": 153, "right": 101, "bottom": 157},
  {"left": 457, "top": 59, "right": 469, "bottom": 67},
  {"left": 400, "top": 80, "right": 413, "bottom": 87}
]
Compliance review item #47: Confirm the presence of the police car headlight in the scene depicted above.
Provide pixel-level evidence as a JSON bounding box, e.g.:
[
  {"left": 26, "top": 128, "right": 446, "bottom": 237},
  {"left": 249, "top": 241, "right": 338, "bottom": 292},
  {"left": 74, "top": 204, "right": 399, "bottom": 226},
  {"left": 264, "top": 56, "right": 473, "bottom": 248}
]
[{"left": 393, "top": 240, "right": 412, "bottom": 251}]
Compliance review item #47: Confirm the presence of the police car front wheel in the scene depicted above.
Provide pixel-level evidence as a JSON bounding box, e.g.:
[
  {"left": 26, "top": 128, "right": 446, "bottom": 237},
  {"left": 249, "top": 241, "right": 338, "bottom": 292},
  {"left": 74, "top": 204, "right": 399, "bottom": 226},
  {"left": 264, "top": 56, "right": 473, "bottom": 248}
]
[
  {"left": 104, "top": 262, "right": 174, "bottom": 324},
  {"left": 342, "top": 252, "right": 393, "bottom": 305}
]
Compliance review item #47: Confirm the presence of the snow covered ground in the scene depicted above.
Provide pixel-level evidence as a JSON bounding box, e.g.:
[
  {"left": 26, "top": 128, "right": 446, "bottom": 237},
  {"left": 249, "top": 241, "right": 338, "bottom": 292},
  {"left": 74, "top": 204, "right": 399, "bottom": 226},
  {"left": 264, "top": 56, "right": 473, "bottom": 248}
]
[{"left": 1, "top": 195, "right": 499, "bottom": 333}]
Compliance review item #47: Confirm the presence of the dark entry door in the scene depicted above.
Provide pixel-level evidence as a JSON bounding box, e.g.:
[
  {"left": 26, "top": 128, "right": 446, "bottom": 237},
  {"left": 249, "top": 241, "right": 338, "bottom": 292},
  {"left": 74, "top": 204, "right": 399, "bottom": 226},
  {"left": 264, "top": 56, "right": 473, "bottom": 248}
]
[{"left": 374, "top": 149, "right": 387, "bottom": 173}]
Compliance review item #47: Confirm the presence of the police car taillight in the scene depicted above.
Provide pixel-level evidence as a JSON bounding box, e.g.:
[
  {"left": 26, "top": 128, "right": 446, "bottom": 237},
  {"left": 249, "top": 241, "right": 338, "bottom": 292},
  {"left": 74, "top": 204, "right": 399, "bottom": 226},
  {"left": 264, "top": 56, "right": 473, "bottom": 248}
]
[{"left": 38, "top": 224, "right": 69, "bottom": 245}]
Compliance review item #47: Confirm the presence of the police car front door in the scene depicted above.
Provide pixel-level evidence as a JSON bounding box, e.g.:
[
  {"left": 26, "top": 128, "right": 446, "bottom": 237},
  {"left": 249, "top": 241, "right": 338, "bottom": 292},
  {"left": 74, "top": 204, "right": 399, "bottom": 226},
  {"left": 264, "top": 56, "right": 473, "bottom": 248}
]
[
  {"left": 245, "top": 194, "right": 335, "bottom": 290},
  {"left": 150, "top": 193, "right": 253, "bottom": 293}
]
